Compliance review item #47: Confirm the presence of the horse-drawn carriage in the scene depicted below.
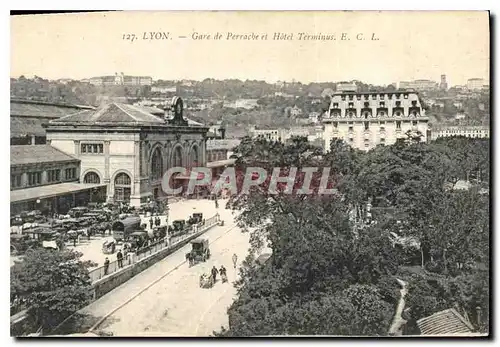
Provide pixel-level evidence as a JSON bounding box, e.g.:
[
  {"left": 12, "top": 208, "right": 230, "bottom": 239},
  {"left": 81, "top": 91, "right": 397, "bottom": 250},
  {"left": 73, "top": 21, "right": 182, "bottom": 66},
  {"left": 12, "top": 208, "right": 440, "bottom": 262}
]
[{"left": 186, "top": 238, "right": 210, "bottom": 267}]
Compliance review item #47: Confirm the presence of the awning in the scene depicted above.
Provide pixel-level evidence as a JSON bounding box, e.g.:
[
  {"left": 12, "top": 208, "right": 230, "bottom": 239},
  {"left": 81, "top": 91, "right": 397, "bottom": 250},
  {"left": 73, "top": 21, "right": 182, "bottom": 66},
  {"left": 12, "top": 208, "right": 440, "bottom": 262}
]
[
  {"left": 206, "top": 158, "right": 236, "bottom": 168},
  {"left": 11, "top": 183, "right": 107, "bottom": 204}
]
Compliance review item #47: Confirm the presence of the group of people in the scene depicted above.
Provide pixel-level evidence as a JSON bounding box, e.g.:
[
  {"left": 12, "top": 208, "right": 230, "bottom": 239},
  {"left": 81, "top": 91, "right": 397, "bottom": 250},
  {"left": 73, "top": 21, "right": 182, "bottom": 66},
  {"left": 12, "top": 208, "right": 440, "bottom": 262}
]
[
  {"left": 210, "top": 264, "right": 227, "bottom": 283},
  {"left": 103, "top": 246, "right": 130, "bottom": 275},
  {"left": 149, "top": 216, "right": 163, "bottom": 230}
]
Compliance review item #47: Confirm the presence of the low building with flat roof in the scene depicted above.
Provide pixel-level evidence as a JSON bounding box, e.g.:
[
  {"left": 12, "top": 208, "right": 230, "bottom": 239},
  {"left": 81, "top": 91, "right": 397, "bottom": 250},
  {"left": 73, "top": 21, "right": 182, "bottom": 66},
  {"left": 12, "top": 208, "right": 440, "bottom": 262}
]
[{"left": 10, "top": 145, "right": 106, "bottom": 215}]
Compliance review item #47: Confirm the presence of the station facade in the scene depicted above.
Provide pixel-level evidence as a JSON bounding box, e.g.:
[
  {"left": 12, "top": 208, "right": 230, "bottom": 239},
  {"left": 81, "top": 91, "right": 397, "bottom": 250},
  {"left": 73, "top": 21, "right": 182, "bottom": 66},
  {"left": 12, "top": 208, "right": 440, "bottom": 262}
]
[{"left": 46, "top": 97, "right": 210, "bottom": 207}]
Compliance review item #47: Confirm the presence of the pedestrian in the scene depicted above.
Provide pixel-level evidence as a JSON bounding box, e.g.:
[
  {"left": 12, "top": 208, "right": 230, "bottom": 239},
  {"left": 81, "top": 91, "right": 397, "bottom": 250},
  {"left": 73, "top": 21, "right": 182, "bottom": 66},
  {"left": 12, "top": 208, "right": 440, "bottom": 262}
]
[
  {"left": 117, "top": 249, "right": 123, "bottom": 268},
  {"left": 155, "top": 216, "right": 160, "bottom": 227},
  {"left": 219, "top": 265, "right": 227, "bottom": 276},
  {"left": 149, "top": 217, "right": 154, "bottom": 230},
  {"left": 211, "top": 266, "right": 219, "bottom": 282},
  {"left": 87, "top": 229, "right": 91, "bottom": 241},
  {"left": 73, "top": 237, "right": 76, "bottom": 247},
  {"left": 215, "top": 198, "right": 219, "bottom": 209},
  {"left": 103, "top": 257, "right": 110, "bottom": 275}
]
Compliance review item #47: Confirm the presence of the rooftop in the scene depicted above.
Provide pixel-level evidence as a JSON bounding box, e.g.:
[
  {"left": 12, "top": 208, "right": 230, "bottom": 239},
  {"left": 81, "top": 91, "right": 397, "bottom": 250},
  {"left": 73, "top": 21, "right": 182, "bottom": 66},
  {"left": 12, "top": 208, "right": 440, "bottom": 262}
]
[
  {"left": 10, "top": 99, "right": 94, "bottom": 119},
  {"left": 417, "top": 308, "right": 475, "bottom": 335},
  {"left": 50, "top": 103, "right": 165, "bottom": 126},
  {"left": 10, "top": 145, "right": 79, "bottom": 166}
]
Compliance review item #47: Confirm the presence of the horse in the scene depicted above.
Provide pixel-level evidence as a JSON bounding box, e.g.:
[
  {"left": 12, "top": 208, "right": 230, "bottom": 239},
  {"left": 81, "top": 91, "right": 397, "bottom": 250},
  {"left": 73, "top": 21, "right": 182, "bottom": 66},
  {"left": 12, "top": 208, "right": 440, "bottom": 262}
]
[{"left": 186, "top": 252, "right": 195, "bottom": 267}]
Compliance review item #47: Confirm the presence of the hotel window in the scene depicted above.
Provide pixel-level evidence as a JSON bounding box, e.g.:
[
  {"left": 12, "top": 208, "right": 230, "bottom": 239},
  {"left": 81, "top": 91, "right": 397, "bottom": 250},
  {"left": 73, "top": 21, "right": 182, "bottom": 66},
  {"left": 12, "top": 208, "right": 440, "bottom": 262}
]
[
  {"left": 349, "top": 138, "right": 354, "bottom": 143},
  {"left": 28, "top": 172, "right": 42, "bottom": 186},
  {"left": 404, "top": 93, "right": 409, "bottom": 99},
  {"left": 348, "top": 95, "right": 354, "bottom": 101},
  {"left": 81, "top": 143, "right": 104, "bottom": 154},
  {"left": 411, "top": 100, "right": 417, "bottom": 106},
  {"left": 364, "top": 122, "right": 370, "bottom": 130},
  {"left": 364, "top": 102, "right": 370, "bottom": 108},
  {"left": 348, "top": 102, "right": 354, "bottom": 108},
  {"left": 395, "top": 93, "right": 401, "bottom": 99},
  {"left": 356, "top": 95, "right": 361, "bottom": 100},
  {"left": 333, "top": 122, "right": 338, "bottom": 128},
  {"left": 348, "top": 126, "right": 354, "bottom": 132},
  {"left": 395, "top": 101, "right": 401, "bottom": 107},
  {"left": 371, "top": 94, "right": 377, "bottom": 100},
  {"left": 379, "top": 94, "right": 385, "bottom": 99},
  {"left": 11, "top": 174, "right": 22, "bottom": 188},
  {"left": 65, "top": 167, "right": 76, "bottom": 180},
  {"left": 379, "top": 102, "right": 385, "bottom": 107},
  {"left": 379, "top": 111, "right": 386, "bottom": 116},
  {"left": 412, "top": 121, "right": 418, "bottom": 126},
  {"left": 333, "top": 103, "right": 338, "bottom": 108},
  {"left": 341, "top": 95, "right": 346, "bottom": 101},
  {"left": 47, "top": 169, "right": 61, "bottom": 183},
  {"left": 396, "top": 121, "right": 402, "bottom": 129},
  {"left": 364, "top": 95, "right": 369, "bottom": 100},
  {"left": 380, "top": 138, "right": 386, "bottom": 146}
]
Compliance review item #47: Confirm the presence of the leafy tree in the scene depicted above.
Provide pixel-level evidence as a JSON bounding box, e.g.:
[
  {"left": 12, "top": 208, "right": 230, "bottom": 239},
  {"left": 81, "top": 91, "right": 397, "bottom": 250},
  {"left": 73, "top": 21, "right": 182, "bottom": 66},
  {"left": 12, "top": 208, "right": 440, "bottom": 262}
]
[{"left": 10, "top": 248, "right": 96, "bottom": 332}]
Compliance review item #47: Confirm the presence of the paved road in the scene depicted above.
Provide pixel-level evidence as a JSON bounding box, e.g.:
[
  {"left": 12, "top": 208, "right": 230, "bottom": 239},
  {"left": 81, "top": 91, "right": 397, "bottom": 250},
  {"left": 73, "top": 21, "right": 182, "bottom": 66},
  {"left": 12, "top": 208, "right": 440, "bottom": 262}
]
[{"left": 80, "top": 204, "right": 249, "bottom": 336}]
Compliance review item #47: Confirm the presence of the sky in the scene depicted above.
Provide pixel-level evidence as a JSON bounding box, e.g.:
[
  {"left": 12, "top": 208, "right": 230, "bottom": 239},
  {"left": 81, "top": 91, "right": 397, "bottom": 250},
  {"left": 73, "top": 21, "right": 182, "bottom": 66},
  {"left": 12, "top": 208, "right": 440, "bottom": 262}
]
[{"left": 10, "top": 11, "right": 490, "bottom": 86}]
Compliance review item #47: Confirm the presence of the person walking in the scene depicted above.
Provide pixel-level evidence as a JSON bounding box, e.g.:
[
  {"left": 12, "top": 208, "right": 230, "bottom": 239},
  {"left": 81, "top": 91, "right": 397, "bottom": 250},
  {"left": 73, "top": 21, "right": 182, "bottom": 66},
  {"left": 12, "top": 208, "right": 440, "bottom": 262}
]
[
  {"left": 117, "top": 249, "right": 123, "bottom": 268},
  {"left": 211, "top": 266, "right": 219, "bottom": 282},
  {"left": 220, "top": 265, "right": 227, "bottom": 282},
  {"left": 214, "top": 197, "right": 219, "bottom": 209},
  {"left": 103, "top": 257, "right": 110, "bottom": 275},
  {"left": 149, "top": 217, "right": 154, "bottom": 230}
]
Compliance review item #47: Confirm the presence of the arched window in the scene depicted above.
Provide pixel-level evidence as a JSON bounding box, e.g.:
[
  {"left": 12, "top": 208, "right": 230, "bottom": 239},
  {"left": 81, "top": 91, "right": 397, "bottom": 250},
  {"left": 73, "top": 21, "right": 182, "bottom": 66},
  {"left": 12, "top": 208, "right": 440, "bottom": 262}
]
[
  {"left": 84, "top": 171, "right": 100, "bottom": 184},
  {"left": 150, "top": 147, "right": 163, "bottom": 181},
  {"left": 114, "top": 172, "right": 131, "bottom": 202},
  {"left": 173, "top": 146, "right": 183, "bottom": 167},
  {"left": 190, "top": 146, "right": 199, "bottom": 167}
]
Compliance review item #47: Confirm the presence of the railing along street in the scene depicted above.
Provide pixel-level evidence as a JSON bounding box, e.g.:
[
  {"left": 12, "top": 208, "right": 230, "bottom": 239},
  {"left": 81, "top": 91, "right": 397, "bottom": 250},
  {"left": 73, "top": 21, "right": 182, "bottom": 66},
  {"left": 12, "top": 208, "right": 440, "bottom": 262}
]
[{"left": 88, "top": 214, "right": 220, "bottom": 283}]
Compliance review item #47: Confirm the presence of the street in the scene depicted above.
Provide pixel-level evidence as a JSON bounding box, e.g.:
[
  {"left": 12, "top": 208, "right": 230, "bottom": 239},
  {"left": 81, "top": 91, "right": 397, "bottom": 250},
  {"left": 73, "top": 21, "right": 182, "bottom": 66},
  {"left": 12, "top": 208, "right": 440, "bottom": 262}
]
[{"left": 79, "top": 201, "right": 250, "bottom": 336}]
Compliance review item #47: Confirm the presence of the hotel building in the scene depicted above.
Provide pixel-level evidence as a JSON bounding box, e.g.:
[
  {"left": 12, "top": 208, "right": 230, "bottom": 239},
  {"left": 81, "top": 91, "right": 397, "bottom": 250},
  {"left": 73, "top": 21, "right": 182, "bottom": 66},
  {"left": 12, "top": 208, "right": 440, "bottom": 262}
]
[{"left": 322, "top": 91, "right": 429, "bottom": 151}]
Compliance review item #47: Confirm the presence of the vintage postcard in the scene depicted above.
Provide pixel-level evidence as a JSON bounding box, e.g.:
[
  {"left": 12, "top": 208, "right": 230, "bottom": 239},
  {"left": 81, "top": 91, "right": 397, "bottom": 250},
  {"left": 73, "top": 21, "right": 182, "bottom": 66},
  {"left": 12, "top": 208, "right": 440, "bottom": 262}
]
[{"left": 9, "top": 11, "right": 490, "bottom": 337}]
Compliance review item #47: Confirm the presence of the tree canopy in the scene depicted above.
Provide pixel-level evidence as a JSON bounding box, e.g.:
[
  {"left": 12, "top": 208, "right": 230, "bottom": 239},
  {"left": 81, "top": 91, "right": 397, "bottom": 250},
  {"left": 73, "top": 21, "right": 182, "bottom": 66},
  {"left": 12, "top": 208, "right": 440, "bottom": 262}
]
[
  {"left": 217, "top": 134, "right": 489, "bottom": 336},
  {"left": 11, "top": 248, "right": 96, "bottom": 332}
]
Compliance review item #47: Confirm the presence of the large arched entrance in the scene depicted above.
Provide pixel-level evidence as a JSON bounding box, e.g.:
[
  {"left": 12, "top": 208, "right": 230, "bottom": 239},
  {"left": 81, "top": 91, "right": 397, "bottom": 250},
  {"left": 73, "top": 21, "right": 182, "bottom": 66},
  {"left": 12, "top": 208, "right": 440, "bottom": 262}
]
[
  {"left": 189, "top": 145, "right": 199, "bottom": 169},
  {"left": 114, "top": 172, "right": 131, "bottom": 203},
  {"left": 172, "top": 145, "right": 183, "bottom": 167},
  {"left": 150, "top": 147, "right": 163, "bottom": 181}
]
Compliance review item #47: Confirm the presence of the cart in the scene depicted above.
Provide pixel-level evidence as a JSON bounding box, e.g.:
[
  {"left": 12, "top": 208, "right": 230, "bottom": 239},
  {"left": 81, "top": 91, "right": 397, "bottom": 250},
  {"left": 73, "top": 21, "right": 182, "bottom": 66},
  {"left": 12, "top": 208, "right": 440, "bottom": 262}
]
[
  {"left": 186, "top": 238, "right": 210, "bottom": 267},
  {"left": 199, "top": 273, "right": 215, "bottom": 288}
]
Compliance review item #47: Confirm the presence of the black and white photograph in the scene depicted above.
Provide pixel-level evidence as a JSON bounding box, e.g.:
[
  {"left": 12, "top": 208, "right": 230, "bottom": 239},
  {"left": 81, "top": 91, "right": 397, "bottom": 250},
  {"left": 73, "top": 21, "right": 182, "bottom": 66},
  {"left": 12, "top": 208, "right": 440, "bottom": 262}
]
[{"left": 9, "top": 10, "right": 490, "bottom": 337}]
